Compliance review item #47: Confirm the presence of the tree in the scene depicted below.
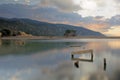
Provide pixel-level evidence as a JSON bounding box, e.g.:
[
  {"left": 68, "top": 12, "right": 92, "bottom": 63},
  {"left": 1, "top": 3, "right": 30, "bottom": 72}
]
[
  {"left": 0, "top": 29, "right": 12, "bottom": 37},
  {"left": 0, "top": 32, "right": 2, "bottom": 37},
  {"left": 64, "top": 29, "right": 76, "bottom": 37}
]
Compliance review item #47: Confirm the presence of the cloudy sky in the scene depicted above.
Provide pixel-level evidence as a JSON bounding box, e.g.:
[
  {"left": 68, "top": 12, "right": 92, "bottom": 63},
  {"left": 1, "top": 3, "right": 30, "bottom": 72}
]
[{"left": 0, "top": 0, "right": 120, "bottom": 36}]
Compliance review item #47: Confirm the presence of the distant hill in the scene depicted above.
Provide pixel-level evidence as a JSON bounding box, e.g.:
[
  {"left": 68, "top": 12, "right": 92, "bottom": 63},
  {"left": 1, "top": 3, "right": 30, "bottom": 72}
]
[{"left": 0, "top": 17, "right": 104, "bottom": 37}]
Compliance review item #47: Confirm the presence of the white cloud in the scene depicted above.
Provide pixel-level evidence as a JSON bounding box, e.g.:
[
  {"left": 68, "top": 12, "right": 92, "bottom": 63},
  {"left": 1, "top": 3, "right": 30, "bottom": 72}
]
[
  {"left": 81, "top": 0, "right": 97, "bottom": 10},
  {"left": 0, "top": 0, "right": 119, "bottom": 18},
  {"left": 75, "top": 0, "right": 120, "bottom": 18}
]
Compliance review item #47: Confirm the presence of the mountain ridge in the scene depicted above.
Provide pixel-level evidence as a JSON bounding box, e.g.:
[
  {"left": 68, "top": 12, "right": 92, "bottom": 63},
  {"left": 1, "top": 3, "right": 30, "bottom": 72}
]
[{"left": 0, "top": 17, "right": 104, "bottom": 37}]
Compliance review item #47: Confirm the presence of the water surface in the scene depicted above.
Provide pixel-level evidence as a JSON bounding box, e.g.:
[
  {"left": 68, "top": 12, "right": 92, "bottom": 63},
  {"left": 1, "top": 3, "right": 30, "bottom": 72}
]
[{"left": 0, "top": 39, "right": 120, "bottom": 80}]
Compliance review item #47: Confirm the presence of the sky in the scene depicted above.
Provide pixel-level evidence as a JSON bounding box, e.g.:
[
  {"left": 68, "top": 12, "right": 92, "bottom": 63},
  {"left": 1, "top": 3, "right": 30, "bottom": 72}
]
[{"left": 0, "top": 0, "right": 120, "bottom": 36}]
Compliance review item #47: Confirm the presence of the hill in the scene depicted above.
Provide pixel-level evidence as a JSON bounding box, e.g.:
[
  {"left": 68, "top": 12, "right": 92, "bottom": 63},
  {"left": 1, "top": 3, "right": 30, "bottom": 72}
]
[{"left": 0, "top": 17, "right": 104, "bottom": 37}]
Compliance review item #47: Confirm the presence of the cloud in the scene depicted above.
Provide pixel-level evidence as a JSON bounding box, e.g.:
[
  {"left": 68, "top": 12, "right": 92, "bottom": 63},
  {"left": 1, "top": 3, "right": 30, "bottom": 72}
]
[
  {"left": 103, "top": 26, "right": 120, "bottom": 36},
  {"left": 76, "top": 0, "right": 119, "bottom": 18},
  {"left": 84, "top": 23, "right": 109, "bottom": 32},
  {"left": 38, "top": 0, "right": 81, "bottom": 12},
  {"left": 0, "top": 0, "right": 28, "bottom": 5},
  {"left": 115, "top": 0, "right": 120, "bottom": 3},
  {"left": 93, "top": 16, "right": 106, "bottom": 21},
  {"left": 0, "top": 0, "right": 119, "bottom": 18},
  {"left": 73, "top": 16, "right": 110, "bottom": 32},
  {"left": 0, "top": 4, "right": 120, "bottom": 36},
  {"left": 109, "top": 15, "right": 120, "bottom": 26}
]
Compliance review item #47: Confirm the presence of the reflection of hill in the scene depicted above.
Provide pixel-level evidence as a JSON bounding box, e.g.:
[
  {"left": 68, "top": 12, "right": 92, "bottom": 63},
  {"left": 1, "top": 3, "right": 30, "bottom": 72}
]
[{"left": 0, "top": 40, "right": 86, "bottom": 56}]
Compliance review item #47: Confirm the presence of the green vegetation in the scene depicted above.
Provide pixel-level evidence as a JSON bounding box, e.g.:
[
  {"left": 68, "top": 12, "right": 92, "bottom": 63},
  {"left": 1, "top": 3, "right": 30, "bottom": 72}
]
[
  {"left": 0, "top": 28, "right": 31, "bottom": 37},
  {"left": 0, "top": 17, "right": 104, "bottom": 37},
  {"left": 0, "top": 29, "right": 12, "bottom": 37},
  {"left": 64, "top": 29, "right": 76, "bottom": 37}
]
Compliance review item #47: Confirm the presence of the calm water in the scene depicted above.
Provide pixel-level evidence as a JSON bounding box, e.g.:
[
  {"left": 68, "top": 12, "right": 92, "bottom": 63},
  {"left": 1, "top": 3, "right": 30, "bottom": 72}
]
[{"left": 0, "top": 39, "right": 120, "bottom": 80}]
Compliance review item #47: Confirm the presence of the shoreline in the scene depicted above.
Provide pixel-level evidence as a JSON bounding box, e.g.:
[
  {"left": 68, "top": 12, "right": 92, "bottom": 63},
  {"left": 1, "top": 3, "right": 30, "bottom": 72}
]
[{"left": 1, "top": 36, "right": 120, "bottom": 40}]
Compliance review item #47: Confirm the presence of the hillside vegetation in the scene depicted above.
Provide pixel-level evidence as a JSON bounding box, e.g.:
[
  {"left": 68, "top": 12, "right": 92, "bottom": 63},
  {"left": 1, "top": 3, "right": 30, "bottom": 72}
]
[{"left": 0, "top": 17, "right": 104, "bottom": 37}]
